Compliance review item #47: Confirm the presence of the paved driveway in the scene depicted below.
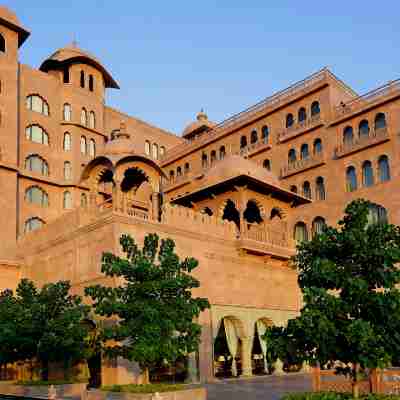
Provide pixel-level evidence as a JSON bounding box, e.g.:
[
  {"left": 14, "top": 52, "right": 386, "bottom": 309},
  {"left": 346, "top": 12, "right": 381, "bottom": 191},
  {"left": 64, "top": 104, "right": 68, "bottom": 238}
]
[{"left": 206, "top": 374, "right": 311, "bottom": 400}]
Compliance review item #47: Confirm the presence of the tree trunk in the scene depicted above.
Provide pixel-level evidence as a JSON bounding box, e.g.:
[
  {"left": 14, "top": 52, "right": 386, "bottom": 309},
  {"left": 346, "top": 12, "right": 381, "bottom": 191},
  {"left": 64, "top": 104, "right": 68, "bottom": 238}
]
[{"left": 352, "top": 363, "right": 360, "bottom": 399}]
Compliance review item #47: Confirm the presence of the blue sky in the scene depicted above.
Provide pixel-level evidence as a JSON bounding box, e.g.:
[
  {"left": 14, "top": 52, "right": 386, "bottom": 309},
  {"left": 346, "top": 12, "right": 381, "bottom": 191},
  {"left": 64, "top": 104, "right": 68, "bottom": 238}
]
[{"left": 5, "top": 1, "right": 399, "bottom": 134}]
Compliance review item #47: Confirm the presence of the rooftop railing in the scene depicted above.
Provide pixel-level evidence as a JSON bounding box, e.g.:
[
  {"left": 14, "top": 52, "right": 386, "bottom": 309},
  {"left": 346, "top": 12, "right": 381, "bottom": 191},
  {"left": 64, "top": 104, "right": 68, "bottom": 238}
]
[
  {"left": 161, "top": 68, "right": 331, "bottom": 164},
  {"left": 334, "top": 127, "right": 389, "bottom": 158},
  {"left": 334, "top": 79, "right": 400, "bottom": 119},
  {"left": 280, "top": 152, "right": 325, "bottom": 178}
]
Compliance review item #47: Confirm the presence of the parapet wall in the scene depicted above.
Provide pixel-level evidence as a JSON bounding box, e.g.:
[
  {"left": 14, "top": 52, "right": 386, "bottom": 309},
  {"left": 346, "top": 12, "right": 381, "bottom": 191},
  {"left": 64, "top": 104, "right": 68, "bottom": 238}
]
[{"left": 161, "top": 204, "right": 237, "bottom": 240}]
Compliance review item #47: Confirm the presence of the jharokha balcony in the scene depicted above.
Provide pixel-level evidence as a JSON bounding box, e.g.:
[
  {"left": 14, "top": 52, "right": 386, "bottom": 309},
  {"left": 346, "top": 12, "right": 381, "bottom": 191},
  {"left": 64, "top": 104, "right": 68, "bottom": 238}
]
[
  {"left": 277, "top": 114, "right": 324, "bottom": 143},
  {"left": 238, "top": 137, "right": 272, "bottom": 157},
  {"left": 280, "top": 151, "right": 325, "bottom": 178},
  {"left": 334, "top": 127, "right": 389, "bottom": 159}
]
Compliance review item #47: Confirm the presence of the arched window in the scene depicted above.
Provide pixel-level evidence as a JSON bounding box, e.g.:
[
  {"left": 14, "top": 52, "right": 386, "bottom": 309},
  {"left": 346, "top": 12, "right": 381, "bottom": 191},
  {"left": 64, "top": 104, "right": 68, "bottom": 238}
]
[
  {"left": 270, "top": 208, "right": 283, "bottom": 220},
  {"left": 294, "top": 222, "right": 308, "bottom": 242},
  {"left": 64, "top": 161, "right": 72, "bottom": 180},
  {"left": 359, "top": 119, "right": 370, "bottom": 139},
  {"left": 290, "top": 185, "right": 298, "bottom": 193},
  {"left": 219, "top": 146, "right": 226, "bottom": 160},
  {"left": 24, "top": 217, "right": 44, "bottom": 233},
  {"left": 210, "top": 150, "right": 217, "bottom": 164},
  {"left": 169, "top": 170, "right": 175, "bottom": 182},
  {"left": 0, "top": 33, "right": 5, "bottom": 53},
  {"left": 26, "top": 95, "right": 49, "bottom": 116},
  {"left": 25, "top": 155, "right": 49, "bottom": 176},
  {"left": 89, "top": 75, "right": 94, "bottom": 92},
  {"left": 184, "top": 162, "right": 190, "bottom": 174},
  {"left": 63, "top": 66, "right": 70, "bottom": 84},
  {"left": 81, "top": 193, "right": 87, "bottom": 207},
  {"left": 313, "top": 138, "right": 322, "bottom": 155},
  {"left": 375, "top": 113, "right": 386, "bottom": 130},
  {"left": 315, "top": 177, "right": 326, "bottom": 200},
  {"left": 300, "top": 144, "right": 309, "bottom": 160},
  {"left": 250, "top": 130, "right": 258, "bottom": 144},
  {"left": 303, "top": 181, "right": 312, "bottom": 199},
  {"left": 80, "top": 136, "right": 87, "bottom": 154},
  {"left": 63, "top": 191, "right": 72, "bottom": 209},
  {"left": 152, "top": 143, "right": 159, "bottom": 159},
  {"left": 312, "top": 217, "right": 326, "bottom": 237},
  {"left": 288, "top": 149, "right": 297, "bottom": 164},
  {"left": 346, "top": 166, "right": 357, "bottom": 192},
  {"left": 368, "top": 204, "right": 388, "bottom": 225},
  {"left": 25, "top": 186, "right": 49, "bottom": 207},
  {"left": 81, "top": 108, "right": 87, "bottom": 126},
  {"left": 63, "top": 132, "right": 71, "bottom": 151},
  {"left": 222, "top": 199, "right": 241, "bottom": 230},
  {"left": 25, "top": 125, "right": 49, "bottom": 145},
  {"left": 201, "top": 207, "right": 213, "bottom": 216},
  {"left": 177, "top": 167, "right": 182, "bottom": 177},
  {"left": 145, "top": 140, "right": 151, "bottom": 156},
  {"left": 240, "top": 135, "right": 247, "bottom": 149},
  {"left": 311, "top": 101, "right": 320, "bottom": 117},
  {"left": 298, "top": 107, "right": 307, "bottom": 123},
  {"left": 63, "top": 103, "right": 71, "bottom": 121},
  {"left": 378, "top": 155, "right": 390, "bottom": 182},
  {"left": 362, "top": 160, "right": 374, "bottom": 187},
  {"left": 261, "top": 126, "right": 269, "bottom": 143},
  {"left": 80, "top": 70, "right": 85, "bottom": 88},
  {"left": 89, "top": 111, "right": 96, "bottom": 129},
  {"left": 286, "top": 113, "right": 294, "bottom": 128},
  {"left": 89, "top": 139, "right": 96, "bottom": 157},
  {"left": 160, "top": 146, "right": 166, "bottom": 157},
  {"left": 202, "top": 153, "right": 208, "bottom": 168},
  {"left": 263, "top": 159, "right": 271, "bottom": 171},
  {"left": 343, "top": 126, "right": 354, "bottom": 145}
]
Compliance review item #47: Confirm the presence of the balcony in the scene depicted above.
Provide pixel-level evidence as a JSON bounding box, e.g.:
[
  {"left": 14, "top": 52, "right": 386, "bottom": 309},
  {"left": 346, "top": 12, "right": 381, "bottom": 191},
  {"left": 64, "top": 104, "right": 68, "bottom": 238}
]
[
  {"left": 277, "top": 114, "right": 323, "bottom": 143},
  {"left": 280, "top": 152, "right": 325, "bottom": 178},
  {"left": 334, "top": 127, "right": 389, "bottom": 159},
  {"left": 238, "top": 138, "right": 272, "bottom": 157},
  {"left": 237, "top": 223, "right": 295, "bottom": 259},
  {"left": 333, "top": 79, "right": 400, "bottom": 121},
  {"left": 162, "top": 174, "right": 191, "bottom": 192}
]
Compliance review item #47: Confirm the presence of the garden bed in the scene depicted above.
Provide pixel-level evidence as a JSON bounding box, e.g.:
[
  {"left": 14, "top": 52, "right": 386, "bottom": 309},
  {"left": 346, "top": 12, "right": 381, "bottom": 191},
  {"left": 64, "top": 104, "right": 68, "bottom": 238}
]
[{"left": 282, "top": 393, "right": 400, "bottom": 400}]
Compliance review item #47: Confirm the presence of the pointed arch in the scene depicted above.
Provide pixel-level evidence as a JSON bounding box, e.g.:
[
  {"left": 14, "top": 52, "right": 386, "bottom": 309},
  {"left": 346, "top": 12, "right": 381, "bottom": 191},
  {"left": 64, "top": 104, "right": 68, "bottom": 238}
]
[{"left": 221, "top": 199, "right": 240, "bottom": 230}]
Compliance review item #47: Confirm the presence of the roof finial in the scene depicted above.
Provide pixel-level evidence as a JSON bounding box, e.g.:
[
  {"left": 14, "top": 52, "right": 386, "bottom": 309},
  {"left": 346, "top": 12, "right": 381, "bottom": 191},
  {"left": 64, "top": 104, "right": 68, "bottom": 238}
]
[
  {"left": 71, "top": 35, "right": 78, "bottom": 48},
  {"left": 197, "top": 108, "right": 207, "bottom": 121}
]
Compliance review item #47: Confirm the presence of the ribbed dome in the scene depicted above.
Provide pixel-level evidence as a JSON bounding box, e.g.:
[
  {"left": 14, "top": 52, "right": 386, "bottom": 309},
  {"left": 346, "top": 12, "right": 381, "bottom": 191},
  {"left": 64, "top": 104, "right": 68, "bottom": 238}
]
[
  {"left": 0, "top": 6, "right": 19, "bottom": 25},
  {"left": 182, "top": 110, "right": 216, "bottom": 138},
  {"left": 40, "top": 43, "right": 119, "bottom": 89}
]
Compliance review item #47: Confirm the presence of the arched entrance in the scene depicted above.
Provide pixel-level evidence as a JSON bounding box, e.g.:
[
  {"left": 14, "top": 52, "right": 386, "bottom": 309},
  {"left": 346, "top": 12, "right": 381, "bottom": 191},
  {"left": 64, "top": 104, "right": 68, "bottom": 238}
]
[
  {"left": 221, "top": 200, "right": 240, "bottom": 230},
  {"left": 213, "top": 316, "right": 245, "bottom": 379},
  {"left": 252, "top": 318, "right": 273, "bottom": 375}
]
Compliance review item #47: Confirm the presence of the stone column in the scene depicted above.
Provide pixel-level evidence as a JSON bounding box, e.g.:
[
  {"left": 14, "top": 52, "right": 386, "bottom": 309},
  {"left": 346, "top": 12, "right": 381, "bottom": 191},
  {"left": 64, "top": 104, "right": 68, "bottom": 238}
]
[
  {"left": 151, "top": 192, "right": 160, "bottom": 221},
  {"left": 112, "top": 182, "right": 120, "bottom": 212},
  {"left": 274, "top": 359, "right": 285, "bottom": 375},
  {"left": 240, "top": 337, "right": 253, "bottom": 377}
]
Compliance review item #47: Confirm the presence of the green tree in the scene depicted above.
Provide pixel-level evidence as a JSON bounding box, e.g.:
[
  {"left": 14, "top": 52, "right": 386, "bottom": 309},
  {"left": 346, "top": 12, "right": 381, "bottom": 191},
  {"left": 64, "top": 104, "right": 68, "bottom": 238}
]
[
  {"left": 0, "top": 279, "right": 91, "bottom": 381},
  {"left": 265, "top": 199, "right": 400, "bottom": 398},
  {"left": 85, "top": 233, "right": 210, "bottom": 383}
]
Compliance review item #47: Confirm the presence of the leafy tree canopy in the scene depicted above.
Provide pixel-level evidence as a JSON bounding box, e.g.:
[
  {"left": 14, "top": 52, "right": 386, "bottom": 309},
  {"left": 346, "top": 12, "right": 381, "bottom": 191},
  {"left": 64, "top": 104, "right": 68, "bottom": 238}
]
[
  {"left": 85, "top": 233, "right": 210, "bottom": 377},
  {"left": 265, "top": 199, "right": 400, "bottom": 395}
]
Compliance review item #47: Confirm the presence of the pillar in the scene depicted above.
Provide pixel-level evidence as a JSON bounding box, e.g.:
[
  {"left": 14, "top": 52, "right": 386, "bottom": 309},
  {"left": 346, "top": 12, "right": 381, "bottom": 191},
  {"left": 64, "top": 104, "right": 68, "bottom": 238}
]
[
  {"left": 240, "top": 337, "right": 253, "bottom": 377},
  {"left": 185, "top": 352, "right": 199, "bottom": 383},
  {"left": 274, "top": 359, "right": 285, "bottom": 375},
  {"left": 152, "top": 192, "right": 160, "bottom": 221}
]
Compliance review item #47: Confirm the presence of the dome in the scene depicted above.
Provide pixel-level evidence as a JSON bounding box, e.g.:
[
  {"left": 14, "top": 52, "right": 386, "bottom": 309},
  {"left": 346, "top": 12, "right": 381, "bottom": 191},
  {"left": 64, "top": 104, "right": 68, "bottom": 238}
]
[
  {"left": 182, "top": 110, "right": 216, "bottom": 138},
  {"left": 203, "top": 154, "right": 281, "bottom": 188},
  {"left": 0, "top": 6, "right": 30, "bottom": 47},
  {"left": 39, "top": 43, "right": 119, "bottom": 89},
  {"left": 0, "top": 6, "right": 19, "bottom": 25},
  {"left": 100, "top": 122, "right": 135, "bottom": 157}
]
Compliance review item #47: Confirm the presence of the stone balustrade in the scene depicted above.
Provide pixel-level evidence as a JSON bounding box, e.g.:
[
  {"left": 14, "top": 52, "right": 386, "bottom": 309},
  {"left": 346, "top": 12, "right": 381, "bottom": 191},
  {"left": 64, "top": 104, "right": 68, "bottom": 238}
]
[
  {"left": 277, "top": 114, "right": 323, "bottom": 143},
  {"left": 334, "top": 127, "right": 389, "bottom": 158},
  {"left": 280, "top": 152, "right": 325, "bottom": 178}
]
